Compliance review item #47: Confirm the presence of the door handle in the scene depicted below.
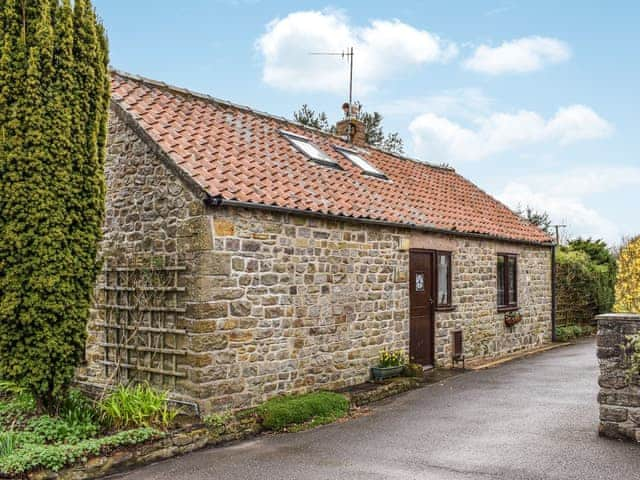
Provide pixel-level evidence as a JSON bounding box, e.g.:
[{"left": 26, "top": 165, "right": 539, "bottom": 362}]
[{"left": 428, "top": 298, "right": 434, "bottom": 304}]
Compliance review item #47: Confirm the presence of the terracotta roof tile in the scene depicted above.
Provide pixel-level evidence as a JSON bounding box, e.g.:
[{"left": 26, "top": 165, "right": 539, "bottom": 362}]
[{"left": 111, "top": 71, "right": 553, "bottom": 245}]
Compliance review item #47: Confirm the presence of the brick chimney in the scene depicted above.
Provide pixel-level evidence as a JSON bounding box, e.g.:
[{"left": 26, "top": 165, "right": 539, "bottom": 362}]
[{"left": 335, "top": 102, "right": 366, "bottom": 145}]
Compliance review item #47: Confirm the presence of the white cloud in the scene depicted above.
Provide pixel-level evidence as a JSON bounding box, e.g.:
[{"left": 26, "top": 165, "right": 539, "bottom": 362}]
[
  {"left": 256, "top": 10, "right": 457, "bottom": 94},
  {"left": 409, "top": 105, "right": 613, "bottom": 162},
  {"left": 497, "top": 166, "right": 640, "bottom": 243},
  {"left": 376, "top": 88, "right": 492, "bottom": 121},
  {"left": 463, "top": 36, "right": 571, "bottom": 75}
]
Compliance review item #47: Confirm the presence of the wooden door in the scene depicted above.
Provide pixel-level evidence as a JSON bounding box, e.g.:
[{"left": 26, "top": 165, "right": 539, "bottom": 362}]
[{"left": 409, "top": 251, "right": 435, "bottom": 366}]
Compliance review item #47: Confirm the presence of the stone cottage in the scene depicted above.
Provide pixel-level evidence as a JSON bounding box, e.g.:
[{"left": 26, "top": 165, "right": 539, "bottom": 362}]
[{"left": 82, "top": 71, "right": 555, "bottom": 413}]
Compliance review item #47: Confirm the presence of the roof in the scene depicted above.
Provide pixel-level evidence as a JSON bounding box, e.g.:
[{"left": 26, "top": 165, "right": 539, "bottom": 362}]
[{"left": 110, "top": 71, "right": 553, "bottom": 245}]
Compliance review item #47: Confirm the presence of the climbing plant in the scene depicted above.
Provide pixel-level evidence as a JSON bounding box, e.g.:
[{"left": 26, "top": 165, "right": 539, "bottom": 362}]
[{"left": 0, "top": 0, "right": 109, "bottom": 408}]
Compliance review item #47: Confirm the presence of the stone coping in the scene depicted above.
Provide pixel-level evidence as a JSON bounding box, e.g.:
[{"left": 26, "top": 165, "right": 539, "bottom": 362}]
[{"left": 596, "top": 313, "right": 640, "bottom": 322}]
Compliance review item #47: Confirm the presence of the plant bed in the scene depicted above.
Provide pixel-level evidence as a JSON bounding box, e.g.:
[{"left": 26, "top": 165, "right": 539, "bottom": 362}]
[{"left": 0, "top": 382, "right": 180, "bottom": 479}]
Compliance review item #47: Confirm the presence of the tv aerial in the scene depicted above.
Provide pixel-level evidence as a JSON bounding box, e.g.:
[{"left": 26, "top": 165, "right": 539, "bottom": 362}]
[{"left": 309, "top": 47, "right": 356, "bottom": 118}]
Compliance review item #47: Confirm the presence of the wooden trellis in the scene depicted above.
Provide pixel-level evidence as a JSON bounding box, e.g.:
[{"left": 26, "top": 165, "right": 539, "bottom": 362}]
[{"left": 96, "top": 262, "right": 188, "bottom": 389}]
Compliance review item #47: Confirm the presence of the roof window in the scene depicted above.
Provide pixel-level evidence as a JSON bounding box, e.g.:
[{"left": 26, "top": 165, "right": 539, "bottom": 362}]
[
  {"left": 280, "top": 130, "right": 340, "bottom": 169},
  {"left": 335, "top": 146, "right": 387, "bottom": 179}
]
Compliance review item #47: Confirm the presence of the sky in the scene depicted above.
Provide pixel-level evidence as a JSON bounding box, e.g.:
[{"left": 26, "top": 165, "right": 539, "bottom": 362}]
[{"left": 94, "top": 0, "right": 640, "bottom": 245}]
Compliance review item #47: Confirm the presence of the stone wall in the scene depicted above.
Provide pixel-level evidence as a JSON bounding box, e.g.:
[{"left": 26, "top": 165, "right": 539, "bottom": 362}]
[
  {"left": 597, "top": 313, "right": 640, "bottom": 442},
  {"left": 83, "top": 111, "right": 553, "bottom": 413},
  {"left": 428, "top": 237, "right": 553, "bottom": 367}
]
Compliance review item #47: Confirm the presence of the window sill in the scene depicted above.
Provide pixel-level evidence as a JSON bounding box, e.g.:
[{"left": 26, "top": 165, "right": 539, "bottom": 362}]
[
  {"left": 435, "top": 306, "right": 456, "bottom": 312},
  {"left": 497, "top": 306, "right": 519, "bottom": 313}
]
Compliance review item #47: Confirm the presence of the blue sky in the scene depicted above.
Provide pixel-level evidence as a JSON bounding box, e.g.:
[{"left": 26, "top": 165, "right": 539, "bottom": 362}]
[{"left": 94, "top": 0, "right": 640, "bottom": 245}]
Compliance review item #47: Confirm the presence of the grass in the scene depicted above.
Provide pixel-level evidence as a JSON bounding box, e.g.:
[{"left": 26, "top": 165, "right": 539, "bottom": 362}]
[
  {"left": 258, "top": 391, "right": 350, "bottom": 432},
  {"left": 0, "top": 382, "right": 177, "bottom": 476}
]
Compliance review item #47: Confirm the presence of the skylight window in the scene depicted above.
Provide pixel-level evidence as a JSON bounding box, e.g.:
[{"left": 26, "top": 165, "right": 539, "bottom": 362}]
[
  {"left": 280, "top": 130, "right": 340, "bottom": 168},
  {"left": 335, "top": 147, "right": 387, "bottom": 179}
]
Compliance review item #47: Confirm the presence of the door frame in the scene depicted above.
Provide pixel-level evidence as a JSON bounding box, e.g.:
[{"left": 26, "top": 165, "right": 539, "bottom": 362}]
[{"left": 409, "top": 249, "right": 436, "bottom": 366}]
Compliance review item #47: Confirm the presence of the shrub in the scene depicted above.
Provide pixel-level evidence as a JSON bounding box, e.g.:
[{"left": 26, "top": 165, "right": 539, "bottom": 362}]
[
  {"left": 614, "top": 236, "right": 640, "bottom": 314},
  {"left": 0, "top": 0, "right": 110, "bottom": 408},
  {"left": 377, "top": 349, "right": 407, "bottom": 368},
  {"left": 258, "top": 392, "right": 349, "bottom": 432},
  {"left": 556, "top": 248, "right": 616, "bottom": 327},
  {"left": 98, "top": 384, "right": 179, "bottom": 430}
]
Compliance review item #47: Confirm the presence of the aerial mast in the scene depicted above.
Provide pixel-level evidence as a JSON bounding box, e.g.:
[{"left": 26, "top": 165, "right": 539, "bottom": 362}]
[{"left": 310, "top": 47, "right": 355, "bottom": 119}]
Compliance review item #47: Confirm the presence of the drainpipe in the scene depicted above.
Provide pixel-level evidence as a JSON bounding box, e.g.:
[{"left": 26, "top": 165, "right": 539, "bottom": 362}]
[{"left": 551, "top": 245, "right": 557, "bottom": 342}]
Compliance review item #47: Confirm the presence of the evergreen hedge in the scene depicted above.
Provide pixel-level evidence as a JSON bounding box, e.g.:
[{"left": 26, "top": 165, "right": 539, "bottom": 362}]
[
  {"left": 0, "top": 0, "right": 109, "bottom": 407},
  {"left": 555, "top": 249, "right": 615, "bottom": 326}
]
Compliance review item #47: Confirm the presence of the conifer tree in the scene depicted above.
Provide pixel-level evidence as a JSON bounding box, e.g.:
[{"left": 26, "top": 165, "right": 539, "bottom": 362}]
[{"left": 0, "top": 0, "right": 109, "bottom": 408}]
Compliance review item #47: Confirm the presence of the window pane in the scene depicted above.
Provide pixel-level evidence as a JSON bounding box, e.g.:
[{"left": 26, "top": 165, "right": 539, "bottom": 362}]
[
  {"left": 336, "top": 148, "right": 385, "bottom": 177},
  {"left": 497, "top": 256, "right": 505, "bottom": 306},
  {"left": 281, "top": 131, "right": 339, "bottom": 166},
  {"left": 437, "top": 254, "right": 450, "bottom": 305},
  {"left": 508, "top": 256, "right": 517, "bottom": 305},
  {"left": 415, "top": 273, "right": 424, "bottom": 292}
]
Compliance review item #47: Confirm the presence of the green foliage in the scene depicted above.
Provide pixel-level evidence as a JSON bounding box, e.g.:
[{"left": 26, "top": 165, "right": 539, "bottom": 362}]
[
  {"left": 0, "top": 0, "right": 110, "bottom": 407},
  {"left": 98, "top": 384, "right": 179, "bottom": 430},
  {"left": 613, "top": 236, "right": 640, "bottom": 314},
  {"left": 554, "top": 324, "right": 595, "bottom": 342},
  {"left": 258, "top": 392, "right": 349, "bottom": 432},
  {"left": 293, "top": 104, "right": 331, "bottom": 131},
  {"left": 0, "top": 427, "right": 160, "bottom": 475},
  {"left": 556, "top": 245, "right": 616, "bottom": 327},
  {"left": 623, "top": 334, "right": 640, "bottom": 381},
  {"left": 402, "top": 363, "right": 424, "bottom": 378},
  {"left": 377, "top": 349, "right": 406, "bottom": 368},
  {"left": 0, "top": 392, "right": 37, "bottom": 429},
  {"left": 203, "top": 412, "right": 231, "bottom": 430},
  {"left": 516, "top": 205, "right": 551, "bottom": 233},
  {"left": 0, "top": 381, "right": 28, "bottom": 398},
  {"left": 0, "top": 431, "right": 18, "bottom": 457},
  {"left": 0, "top": 387, "right": 163, "bottom": 476},
  {"left": 568, "top": 238, "right": 616, "bottom": 266},
  {"left": 292, "top": 102, "right": 405, "bottom": 154},
  {"left": 24, "top": 413, "right": 99, "bottom": 444}
]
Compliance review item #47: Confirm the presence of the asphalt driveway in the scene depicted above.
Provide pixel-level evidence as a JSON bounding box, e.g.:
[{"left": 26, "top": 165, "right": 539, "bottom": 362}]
[{"left": 112, "top": 340, "right": 640, "bottom": 480}]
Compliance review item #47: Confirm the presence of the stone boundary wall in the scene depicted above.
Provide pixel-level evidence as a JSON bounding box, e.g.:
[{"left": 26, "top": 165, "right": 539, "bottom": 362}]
[{"left": 597, "top": 313, "right": 640, "bottom": 442}]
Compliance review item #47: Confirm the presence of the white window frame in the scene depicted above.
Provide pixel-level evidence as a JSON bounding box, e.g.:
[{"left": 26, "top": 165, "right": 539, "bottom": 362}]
[
  {"left": 280, "top": 130, "right": 340, "bottom": 168},
  {"left": 334, "top": 146, "right": 387, "bottom": 179}
]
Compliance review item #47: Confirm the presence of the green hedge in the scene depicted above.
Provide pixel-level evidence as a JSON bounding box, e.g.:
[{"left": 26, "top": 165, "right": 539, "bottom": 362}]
[{"left": 556, "top": 249, "right": 615, "bottom": 326}]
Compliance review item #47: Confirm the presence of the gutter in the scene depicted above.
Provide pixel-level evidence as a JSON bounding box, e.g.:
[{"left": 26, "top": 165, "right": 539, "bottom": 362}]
[{"left": 205, "top": 195, "right": 556, "bottom": 249}]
